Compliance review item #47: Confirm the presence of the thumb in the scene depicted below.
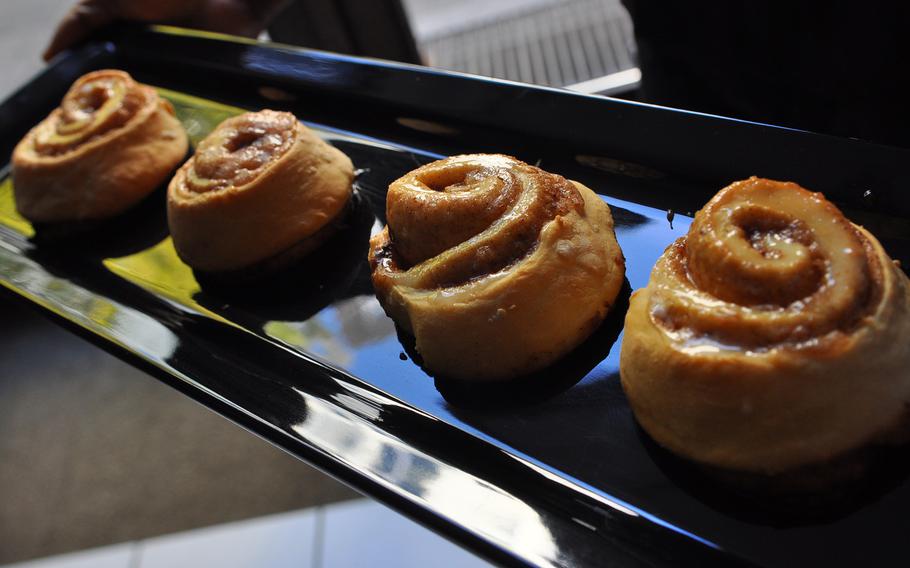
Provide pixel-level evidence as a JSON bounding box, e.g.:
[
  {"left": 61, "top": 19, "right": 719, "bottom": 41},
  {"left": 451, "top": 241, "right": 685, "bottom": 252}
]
[{"left": 43, "top": 1, "right": 115, "bottom": 62}]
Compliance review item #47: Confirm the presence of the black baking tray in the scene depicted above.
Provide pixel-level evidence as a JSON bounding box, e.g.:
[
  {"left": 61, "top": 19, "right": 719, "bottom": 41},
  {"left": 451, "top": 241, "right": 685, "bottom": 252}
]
[{"left": 2, "top": 26, "right": 909, "bottom": 568}]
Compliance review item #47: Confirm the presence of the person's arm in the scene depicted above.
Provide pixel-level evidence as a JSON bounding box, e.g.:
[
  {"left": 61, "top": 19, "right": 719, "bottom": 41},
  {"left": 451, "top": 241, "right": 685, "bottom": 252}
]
[{"left": 44, "top": 0, "right": 290, "bottom": 61}]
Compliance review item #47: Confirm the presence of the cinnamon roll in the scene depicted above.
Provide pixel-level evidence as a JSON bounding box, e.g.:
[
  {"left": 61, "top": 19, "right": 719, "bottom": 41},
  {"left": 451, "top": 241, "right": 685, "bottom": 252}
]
[
  {"left": 12, "top": 70, "right": 188, "bottom": 223},
  {"left": 167, "top": 110, "right": 354, "bottom": 275},
  {"left": 369, "top": 154, "right": 626, "bottom": 381},
  {"left": 621, "top": 177, "right": 910, "bottom": 475}
]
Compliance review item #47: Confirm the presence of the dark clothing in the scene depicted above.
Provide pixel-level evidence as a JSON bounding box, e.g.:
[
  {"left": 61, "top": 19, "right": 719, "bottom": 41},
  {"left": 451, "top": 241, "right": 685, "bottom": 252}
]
[{"left": 623, "top": 2, "right": 910, "bottom": 147}]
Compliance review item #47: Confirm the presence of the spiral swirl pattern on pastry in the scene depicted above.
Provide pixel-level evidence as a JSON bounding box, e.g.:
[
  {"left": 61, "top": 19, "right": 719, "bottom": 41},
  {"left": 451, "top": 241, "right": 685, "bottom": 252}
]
[
  {"left": 167, "top": 110, "right": 354, "bottom": 273},
  {"left": 620, "top": 177, "right": 910, "bottom": 474},
  {"left": 370, "top": 154, "right": 625, "bottom": 381},
  {"left": 33, "top": 71, "right": 148, "bottom": 156},
  {"left": 13, "top": 69, "right": 188, "bottom": 222}
]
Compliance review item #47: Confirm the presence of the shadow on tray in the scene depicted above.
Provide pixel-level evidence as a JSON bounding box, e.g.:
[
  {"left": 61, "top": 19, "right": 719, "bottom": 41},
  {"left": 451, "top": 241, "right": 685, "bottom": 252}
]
[
  {"left": 29, "top": 184, "right": 171, "bottom": 260},
  {"left": 639, "top": 421, "right": 910, "bottom": 527}
]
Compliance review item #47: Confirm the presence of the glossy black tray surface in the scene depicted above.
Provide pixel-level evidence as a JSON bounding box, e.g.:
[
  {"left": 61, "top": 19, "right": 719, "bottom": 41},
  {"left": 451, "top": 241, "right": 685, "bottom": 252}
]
[{"left": 2, "top": 27, "right": 909, "bottom": 568}]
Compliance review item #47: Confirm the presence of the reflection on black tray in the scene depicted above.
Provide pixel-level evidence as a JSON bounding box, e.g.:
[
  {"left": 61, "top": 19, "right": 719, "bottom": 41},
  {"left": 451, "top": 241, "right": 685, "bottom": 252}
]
[{"left": 640, "top": 422, "right": 910, "bottom": 527}]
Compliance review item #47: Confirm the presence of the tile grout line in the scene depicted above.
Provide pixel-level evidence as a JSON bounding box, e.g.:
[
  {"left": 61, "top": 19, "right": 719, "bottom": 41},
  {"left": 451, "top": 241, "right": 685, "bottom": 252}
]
[
  {"left": 312, "top": 506, "right": 325, "bottom": 568},
  {"left": 128, "top": 540, "right": 143, "bottom": 568}
]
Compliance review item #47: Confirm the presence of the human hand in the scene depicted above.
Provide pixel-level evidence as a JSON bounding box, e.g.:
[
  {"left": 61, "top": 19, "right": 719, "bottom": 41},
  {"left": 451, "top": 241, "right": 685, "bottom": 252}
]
[{"left": 44, "top": 0, "right": 289, "bottom": 61}]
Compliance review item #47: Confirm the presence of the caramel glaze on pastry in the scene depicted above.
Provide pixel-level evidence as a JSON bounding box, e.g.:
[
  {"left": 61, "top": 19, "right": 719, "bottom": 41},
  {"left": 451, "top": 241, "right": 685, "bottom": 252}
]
[
  {"left": 167, "top": 110, "right": 354, "bottom": 274},
  {"left": 621, "top": 177, "right": 910, "bottom": 476},
  {"left": 369, "top": 154, "right": 626, "bottom": 381},
  {"left": 12, "top": 69, "right": 188, "bottom": 223}
]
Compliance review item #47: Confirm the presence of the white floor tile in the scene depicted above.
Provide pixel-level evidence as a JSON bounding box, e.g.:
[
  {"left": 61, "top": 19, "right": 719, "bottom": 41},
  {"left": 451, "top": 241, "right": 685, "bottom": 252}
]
[
  {"left": 137, "top": 509, "right": 317, "bottom": 568},
  {"left": 321, "top": 500, "right": 492, "bottom": 568},
  {"left": 0, "top": 543, "right": 134, "bottom": 568}
]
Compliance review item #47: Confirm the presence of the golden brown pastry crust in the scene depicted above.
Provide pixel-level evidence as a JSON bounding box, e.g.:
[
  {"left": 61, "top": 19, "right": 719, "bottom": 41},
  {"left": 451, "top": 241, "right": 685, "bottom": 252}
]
[
  {"left": 12, "top": 69, "right": 188, "bottom": 223},
  {"left": 167, "top": 110, "right": 354, "bottom": 273},
  {"left": 369, "top": 154, "right": 626, "bottom": 381},
  {"left": 620, "top": 177, "right": 910, "bottom": 474}
]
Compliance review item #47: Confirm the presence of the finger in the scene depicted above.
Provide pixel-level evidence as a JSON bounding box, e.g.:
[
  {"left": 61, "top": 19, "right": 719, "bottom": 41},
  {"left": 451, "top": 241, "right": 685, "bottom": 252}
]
[{"left": 43, "top": 1, "right": 115, "bottom": 61}]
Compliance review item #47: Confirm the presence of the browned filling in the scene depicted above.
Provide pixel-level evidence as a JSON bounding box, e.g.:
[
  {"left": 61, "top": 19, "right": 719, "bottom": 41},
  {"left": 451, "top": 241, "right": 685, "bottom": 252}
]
[
  {"left": 186, "top": 110, "right": 296, "bottom": 192},
  {"left": 689, "top": 210, "right": 828, "bottom": 307},
  {"left": 383, "top": 155, "right": 583, "bottom": 289}
]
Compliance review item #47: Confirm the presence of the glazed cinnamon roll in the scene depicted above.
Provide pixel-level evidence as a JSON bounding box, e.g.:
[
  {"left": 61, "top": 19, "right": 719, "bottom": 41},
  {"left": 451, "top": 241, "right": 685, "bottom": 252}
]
[
  {"left": 369, "top": 154, "right": 626, "bottom": 381},
  {"left": 167, "top": 110, "right": 354, "bottom": 275},
  {"left": 12, "top": 70, "right": 188, "bottom": 223},
  {"left": 621, "top": 177, "right": 910, "bottom": 475}
]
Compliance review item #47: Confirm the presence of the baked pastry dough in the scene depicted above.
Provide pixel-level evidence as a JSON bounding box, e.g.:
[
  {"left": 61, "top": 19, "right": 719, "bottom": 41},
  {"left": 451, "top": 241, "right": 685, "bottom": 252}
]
[
  {"left": 369, "top": 154, "right": 625, "bottom": 381},
  {"left": 167, "top": 109, "right": 354, "bottom": 273},
  {"left": 621, "top": 177, "right": 910, "bottom": 475},
  {"left": 12, "top": 69, "right": 187, "bottom": 223}
]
